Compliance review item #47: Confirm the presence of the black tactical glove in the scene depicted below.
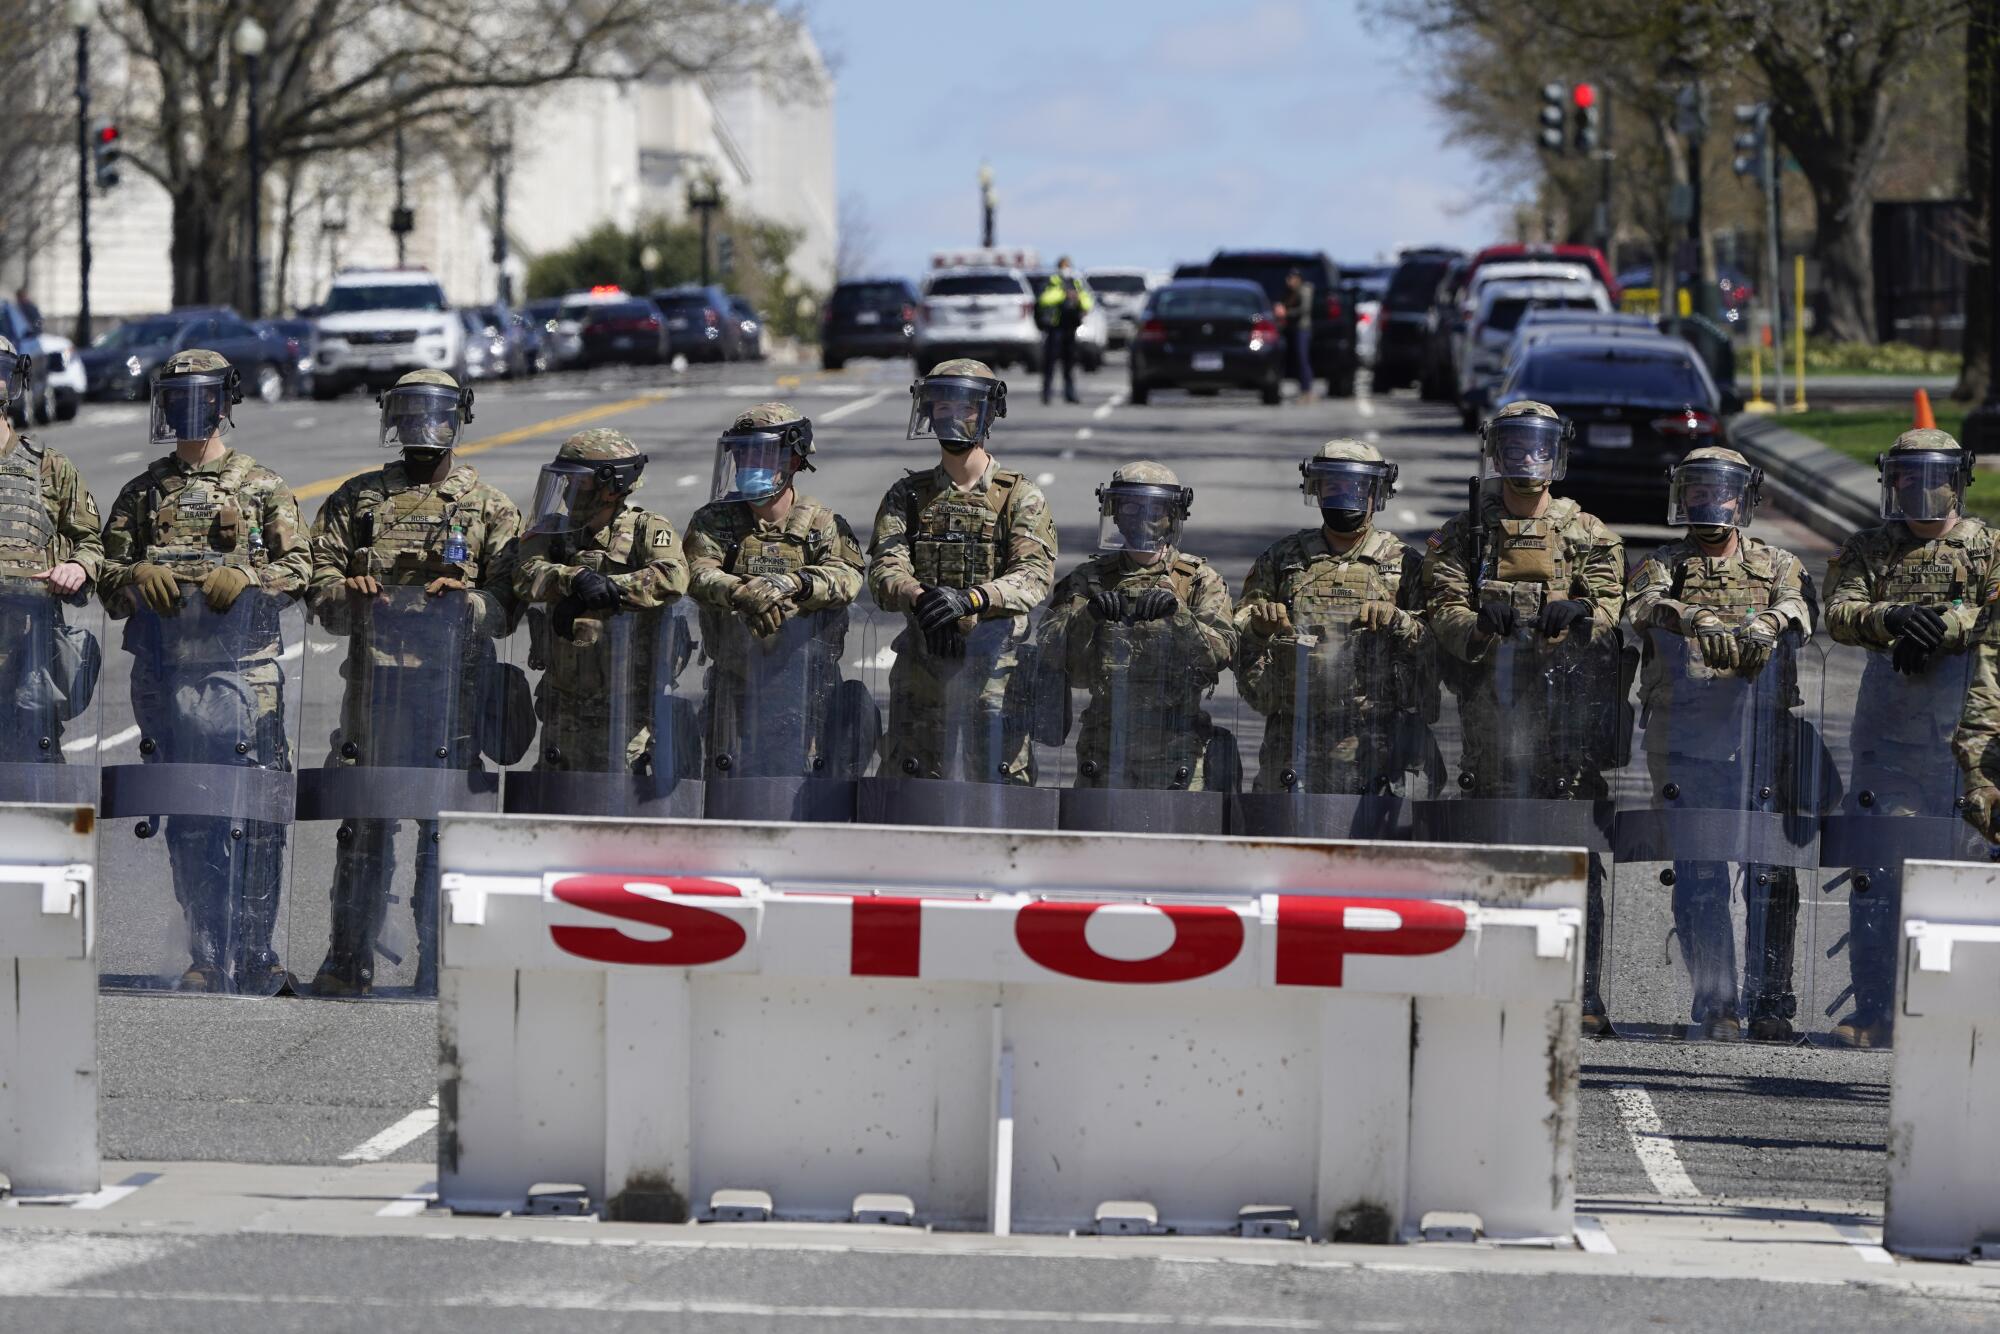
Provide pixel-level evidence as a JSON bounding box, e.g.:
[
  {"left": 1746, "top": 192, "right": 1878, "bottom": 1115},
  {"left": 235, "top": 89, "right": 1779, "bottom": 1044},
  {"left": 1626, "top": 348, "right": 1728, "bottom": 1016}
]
[
  {"left": 552, "top": 592, "right": 584, "bottom": 641},
  {"left": 923, "top": 622, "right": 966, "bottom": 658},
  {"left": 1892, "top": 633, "right": 1934, "bottom": 677},
  {"left": 1476, "top": 600, "right": 1517, "bottom": 639},
  {"left": 571, "top": 567, "right": 618, "bottom": 610},
  {"left": 1886, "top": 603, "right": 1947, "bottom": 651},
  {"left": 915, "top": 584, "right": 981, "bottom": 632},
  {"left": 1536, "top": 599, "right": 1592, "bottom": 640},
  {"left": 1088, "top": 588, "right": 1126, "bottom": 621},
  {"left": 1130, "top": 587, "right": 1179, "bottom": 622}
]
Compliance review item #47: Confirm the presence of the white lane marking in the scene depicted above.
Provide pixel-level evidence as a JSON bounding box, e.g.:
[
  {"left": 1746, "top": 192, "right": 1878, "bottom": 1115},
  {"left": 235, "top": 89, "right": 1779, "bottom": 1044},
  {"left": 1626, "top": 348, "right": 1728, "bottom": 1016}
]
[
  {"left": 722, "top": 384, "right": 782, "bottom": 397},
  {"left": 1058, "top": 448, "right": 1076, "bottom": 461},
  {"left": 108, "top": 449, "right": 145, "bottom": 464},
  {"left": 1573, "top": 1215, "right": 1617, "bottom": 1254},
  {"left": 339, "top": 1095, "right": 440, "bottom": 1163},
  {"left": 1074, "top": 427, "right": 1093, "bottom": 440},
  {"left": 294, "top": 417, "right": 318, "bottom": 430},
  {"left": 93, "top": 410, "right": 146, "bottom": 427},
  {"left": 0, "top": 1235, "right": 181, "bottom": 1294},
  {"left": 60, "top": 732, "right": 97, "bottom": 754},
  {"left": 1831, "top": 1222, "right": 1894, "bottom": 1264},
  {"left": 676, "top": 473, "right": 698, "bottom": 487},
  {"left": 1092, "top": 391, "right": 1125, "bottom": 421},
  {"left": 1397, "top": 508, "right": 1420, "bottom": 526},
  {"left": 376, "top": 1181, "right": 439, "bottom": 1218},
  {"left": 71, "top": 1171, "right": 162, "bottom": 1211},
  {"left": 821, "top": 387, "right": 893, "bottom": 423},
  {"left": 1610, "top": 1086, "right": 1700, "bottom": 1199},
  {"left": 96, "top": 724, "right": 141, "bottom": 752},
  {"left": 1034, "top": 472, "right": 1056, "bottom": 486}
]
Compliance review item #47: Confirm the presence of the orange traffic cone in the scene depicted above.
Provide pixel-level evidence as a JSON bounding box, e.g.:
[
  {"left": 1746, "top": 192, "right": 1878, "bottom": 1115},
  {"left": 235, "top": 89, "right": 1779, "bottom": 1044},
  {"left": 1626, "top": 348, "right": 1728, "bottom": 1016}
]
[{"left": 1914, "top": 388, "right": 1936, "bottom": 430}]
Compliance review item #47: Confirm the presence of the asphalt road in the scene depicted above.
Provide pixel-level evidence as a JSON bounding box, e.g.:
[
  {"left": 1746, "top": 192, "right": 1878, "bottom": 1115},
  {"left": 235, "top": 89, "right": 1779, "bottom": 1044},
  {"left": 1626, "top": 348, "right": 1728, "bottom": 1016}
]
[{"left": 14, "top": 350, "right": 1951, "bottom": 1330}]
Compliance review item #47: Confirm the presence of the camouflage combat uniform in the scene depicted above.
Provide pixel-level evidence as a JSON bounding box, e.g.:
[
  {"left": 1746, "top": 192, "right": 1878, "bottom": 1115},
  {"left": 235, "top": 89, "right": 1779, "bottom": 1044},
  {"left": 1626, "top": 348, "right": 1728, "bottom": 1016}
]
[
  {"left": 867, "top": 457, "right": 1057, "bottom": 783},
  {"left": 307, "top": 455, "right": 519, "bottom": 990},
  {"left": 0, "top": 429, "right": 104, "bottom": 766},
  {"left": 1627, "top": 533, "right": 1815, "bottom": 1030},
  {"left": 1236, "top": 526, "right": 1430, "bottom": 795},
  {"left": 1039, "top": 548, "right": 1235, "bottom": 790},
  {"left": 100, "top": 442, "right": 309, "bottom": 987}
]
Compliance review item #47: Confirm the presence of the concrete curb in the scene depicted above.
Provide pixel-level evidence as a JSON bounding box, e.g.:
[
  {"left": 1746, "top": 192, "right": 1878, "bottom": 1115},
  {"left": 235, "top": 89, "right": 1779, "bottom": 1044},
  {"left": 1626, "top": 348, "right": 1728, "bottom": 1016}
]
[{"left": 1726, "top": 413, "right": 1877, "bottom": 547}]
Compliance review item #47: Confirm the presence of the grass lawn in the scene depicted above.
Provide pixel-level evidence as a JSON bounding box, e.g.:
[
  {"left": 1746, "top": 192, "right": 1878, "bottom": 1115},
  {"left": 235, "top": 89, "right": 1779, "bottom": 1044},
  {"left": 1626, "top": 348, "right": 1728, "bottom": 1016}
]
[{"left": 1780, "top": 405, "right": 2000, "bottom": 523}]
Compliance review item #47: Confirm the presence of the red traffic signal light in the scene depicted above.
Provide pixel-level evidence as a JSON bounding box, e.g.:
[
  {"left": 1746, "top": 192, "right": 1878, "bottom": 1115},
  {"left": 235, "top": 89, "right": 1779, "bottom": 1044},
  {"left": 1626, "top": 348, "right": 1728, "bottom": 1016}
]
[
  {"left": 1571, "top": 83, "right": 1596, "bottom": 110},
  {"left": 96, "top": 124, "right": 119, "bottom": 145}
]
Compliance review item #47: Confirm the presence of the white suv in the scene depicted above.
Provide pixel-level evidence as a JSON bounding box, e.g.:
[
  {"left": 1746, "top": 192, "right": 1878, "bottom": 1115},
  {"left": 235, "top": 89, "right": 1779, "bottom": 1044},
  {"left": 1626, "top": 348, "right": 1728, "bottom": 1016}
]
[
  {"left": 1458, "top": 278, "right": 1611, "bottom": 426},
  {"left": 312, "top": 269, "right": 465, "bottom": 399},
  {"left": 914, "top": 268, "right": 1040, "bottom": 375}
]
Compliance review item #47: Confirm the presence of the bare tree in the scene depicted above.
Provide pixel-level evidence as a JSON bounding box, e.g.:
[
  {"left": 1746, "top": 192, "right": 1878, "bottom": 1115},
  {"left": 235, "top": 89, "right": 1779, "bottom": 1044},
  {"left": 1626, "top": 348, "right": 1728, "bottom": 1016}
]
[
  {"left": 98, "top": 0, "right": 808, "bottom": 307},
  {"left": 835, "top": 191, "right": 879, "bottom": 280},
  {"left": 0, "top": 3, "right": 82, "bottom": 307}
]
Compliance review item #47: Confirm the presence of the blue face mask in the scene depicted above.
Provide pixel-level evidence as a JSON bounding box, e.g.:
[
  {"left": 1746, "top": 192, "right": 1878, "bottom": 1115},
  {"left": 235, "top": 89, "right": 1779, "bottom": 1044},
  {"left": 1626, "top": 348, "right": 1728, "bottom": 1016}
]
[{"left": 735, "top": 465, "right": 783, "bottom": 500}]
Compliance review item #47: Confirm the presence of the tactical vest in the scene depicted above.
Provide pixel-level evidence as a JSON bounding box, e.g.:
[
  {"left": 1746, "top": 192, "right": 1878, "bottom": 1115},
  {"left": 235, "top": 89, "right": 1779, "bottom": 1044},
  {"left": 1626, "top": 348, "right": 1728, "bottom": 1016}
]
[
  {"left": 907, "top": 470, "right": 1022, "bottom": 589},
  {"left": 1669, "top": 544, "right": 1788, "bottom": 624},
  {"left": 142, "top": 454, "right": 265, "bottom": 575},
  {"left": 351, "top": 475, "right": 481, "bottom": 584},
  {"left": 1282, "top": 544, "right": 1402, "bottom": 633},
  {"left": 1875, "top": 523, "right": 1990, "bottom": 605},
  {"left": 0, "top": 437, "right": 54, "bottom": 576},
  {"left": 730, "top": 514, "right": 823, "bottom": 580}
]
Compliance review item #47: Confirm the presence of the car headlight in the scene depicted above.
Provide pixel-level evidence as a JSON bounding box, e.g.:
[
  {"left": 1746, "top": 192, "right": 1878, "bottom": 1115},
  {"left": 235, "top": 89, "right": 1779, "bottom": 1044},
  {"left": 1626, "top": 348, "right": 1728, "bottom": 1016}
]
[{"left": 125, "top": 355, "right": 143, "bottom": 375}]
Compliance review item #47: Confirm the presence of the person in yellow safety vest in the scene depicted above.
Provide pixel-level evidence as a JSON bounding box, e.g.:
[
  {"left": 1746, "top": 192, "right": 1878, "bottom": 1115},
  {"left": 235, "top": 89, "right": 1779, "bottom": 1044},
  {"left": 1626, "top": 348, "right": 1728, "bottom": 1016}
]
[{"left": 1037, "top": 256, "right": 1094, "bottom": 405}]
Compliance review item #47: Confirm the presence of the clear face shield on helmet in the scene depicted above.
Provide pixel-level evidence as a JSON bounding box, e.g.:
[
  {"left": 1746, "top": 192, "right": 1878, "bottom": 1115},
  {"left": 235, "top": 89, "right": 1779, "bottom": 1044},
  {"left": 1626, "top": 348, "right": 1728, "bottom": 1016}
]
[
  {"left": 1096, "top": 481, "right": 1191, "bottom": 554},
  {"left": 1481, "top": 413, "right": 1570, "bottom": 484},
  {"left": 1301, "top": 459, "right": 1396, "bottom": 519},
  {"left": 377, "top": 383, "right": 467, "bottom": 451},
  {"left": 527, "top": 454, "right": 648, "bottom": 535},
  {"left": 149, "top": 373, "right": 232, "bottom": 445},
  {"left": 1879, "top": 450, "right": 1968, "bottom": 522},
  {"left": 710, "top": 422, "right": 810, "bottom": 504},
  {"left": 0, "top": 353, "right": 25, "bottom": 407},
  {"left": 1667, "top": 458, "right": 1759, "bottom": 529},
  {"left": 908, "top": 376, "right": 1001, "bottom": 447}
]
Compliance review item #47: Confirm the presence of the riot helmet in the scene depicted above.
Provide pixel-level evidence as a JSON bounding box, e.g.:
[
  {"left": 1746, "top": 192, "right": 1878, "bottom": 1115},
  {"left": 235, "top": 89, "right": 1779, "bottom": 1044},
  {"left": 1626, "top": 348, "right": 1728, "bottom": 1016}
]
[
  {"left": 711, "top": 402, "right": 814, "bottom": 504},
  {"left": 1480, "top": 400, "right": 1571, "bottom": 494},
  {"left": 378, "top": 369, "right": 473, "bottom": 454},
  {"left": 150, "top": 348, "right": 241, "bottom": 445},
  {"left": 1877, "top": 428, "right": 1971, "bottom": 523},
  {"left": 528, "top": 428, "right": 648, "bottom": 535},
  {"left": 0, "top": 336, "right": 28, "bottom": 408},
  {"left": 1667, "top": 446, "right": 1762, "bottom": 535},
  {"left": 1096, "top": 460, "right": 1192, "bottom": 555},
  {"left": 1301, "top": 439, "right": 1398, "bottom": 533},
  {"left": 908, "top": 358, "right": 1005, "bottom": 451}
]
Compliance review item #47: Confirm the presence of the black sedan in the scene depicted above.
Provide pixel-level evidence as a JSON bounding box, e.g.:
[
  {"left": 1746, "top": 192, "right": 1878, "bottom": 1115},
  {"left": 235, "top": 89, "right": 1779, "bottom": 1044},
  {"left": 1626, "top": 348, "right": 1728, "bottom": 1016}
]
[
  {"left": 82, "top": 309, "right": 286, "bottom": 402},
  {"left": 577, "top": 300, "right": 669, "bottom": 367},
  {"left": 1128, "top": 279, "right": 1283, "bottom": 406},
  {"left": 1493, "top": 332, "right": 1725, "bottom": 522}
]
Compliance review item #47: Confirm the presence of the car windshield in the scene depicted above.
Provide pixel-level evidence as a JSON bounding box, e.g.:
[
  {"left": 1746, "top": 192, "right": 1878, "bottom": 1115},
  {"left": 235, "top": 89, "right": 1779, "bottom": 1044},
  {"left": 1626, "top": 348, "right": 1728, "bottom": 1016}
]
[
  {"left": 833, "top": 283, "right": 910, "bottom": 309},
  {"left": 1386, "top": 259, "right": 1452, "bottom": 308},
  {"left": 1486, "top": 296, "right": 1600, "bottom": 333},
  {"left": 96, "top": 319, "right": 184, "bottom": 349},
  {"left": 1152, "top": 286, "right": 1265, "bottom": 319},
  {"left": 928, "top": 275, "right": 1025, "bottom": 297},
  {"left": 1513, "top": 347, "right": 1710, "bottom": 403},
  {"left": 1089, "top": 274, "right": 1148, "bottom": 294},
  {"left": 654, "top": 295, "right": 713, "bottom": 311},
  {"left": 1205, "top": 257, "right": 1331, "bottom": 302},
  {"left": 324, "top": 283, "right": 446, "bottom": 314},
  {"left": 589, "top": 302, "right": 657, "bottom": 322}
]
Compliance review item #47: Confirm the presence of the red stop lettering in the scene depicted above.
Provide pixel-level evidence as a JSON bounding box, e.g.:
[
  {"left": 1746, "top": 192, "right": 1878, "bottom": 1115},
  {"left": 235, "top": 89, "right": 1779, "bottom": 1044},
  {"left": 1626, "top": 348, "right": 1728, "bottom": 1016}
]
[
  {"left": 1275, "top": 895, "right": 1467, "bottom": 988},
  {"left": 549, "top": 875, "right": 747, "bottom": 967},
  {"left": 851, "top": 896, "right": 929, "bottom": 977},
  {"left": 1015, "top": 900, "right": 1245, "bottom": 984}
]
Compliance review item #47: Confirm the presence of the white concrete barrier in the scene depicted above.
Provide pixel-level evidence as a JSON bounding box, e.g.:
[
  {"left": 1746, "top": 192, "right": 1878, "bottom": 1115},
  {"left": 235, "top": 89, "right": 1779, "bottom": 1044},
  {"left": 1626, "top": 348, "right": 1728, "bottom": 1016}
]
[
  {"left": 0, "top": 803, "right": 98, "bottom": 1198},
  {"left": 1886, "top": 858, "right": 2000, "bottom": 1260},
  {"left": 438, "top": 816, "right": 1584, "bottom": 1241}
]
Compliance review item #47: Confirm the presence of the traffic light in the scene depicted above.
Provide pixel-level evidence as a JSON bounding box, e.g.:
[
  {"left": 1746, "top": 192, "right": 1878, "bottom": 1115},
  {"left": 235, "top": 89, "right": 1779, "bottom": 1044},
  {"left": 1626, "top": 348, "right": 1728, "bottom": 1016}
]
[
  {"left": 1537, "top": 83, "right": 1566, "bottom": 154},
  {"left": 1571, "top": 83, "right": 1600, "bottom": 153},
  {"left": 92, "top": 122, "right": 120, "bottom": 191},
  {"left": 389, "top": 206, "right": 414, "bottom": 236},
  {"left": 717, "top": 234, "right": 735, "bottom": 275},
  {"left": 1733, "top": 102, "right": 1769, "bottom": 178}
]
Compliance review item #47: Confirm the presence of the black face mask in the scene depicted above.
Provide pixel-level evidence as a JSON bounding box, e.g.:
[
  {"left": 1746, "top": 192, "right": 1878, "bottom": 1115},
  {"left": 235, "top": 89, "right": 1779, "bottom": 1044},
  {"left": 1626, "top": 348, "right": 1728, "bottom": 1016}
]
[
  {"left": 402, "top": 447, "right": 451, "bottom": 478},
  {"left": 1322, "top": 506, "right": 1369, "bottom": 533},
  {"left": 939, "top": 437, "right": 977, "bottom": 455}
]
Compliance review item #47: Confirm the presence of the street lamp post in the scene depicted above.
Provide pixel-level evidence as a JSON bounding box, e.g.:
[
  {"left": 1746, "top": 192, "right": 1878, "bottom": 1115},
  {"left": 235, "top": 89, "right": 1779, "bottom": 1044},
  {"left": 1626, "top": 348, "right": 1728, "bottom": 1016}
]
[
  {"left": 490, "top": 122, "right": 513, "bottom": 305},
  {"left": 979, "top": 164, "right": 995, "bottom": 247},
  {"left": 69, "top": 0, "right": 96, "bottom": 346},
  {"left": 389, "top": 74, "right": 413, "bottom": 267},
  {"left": 685, "top": 175, "right": 721, "bottom": 287},
  {"left": 1966, "top": 7, "right": 2000, "bottom": 458},
  {"left": 234, "top": 16, "right": 267, "bottom": 319}
]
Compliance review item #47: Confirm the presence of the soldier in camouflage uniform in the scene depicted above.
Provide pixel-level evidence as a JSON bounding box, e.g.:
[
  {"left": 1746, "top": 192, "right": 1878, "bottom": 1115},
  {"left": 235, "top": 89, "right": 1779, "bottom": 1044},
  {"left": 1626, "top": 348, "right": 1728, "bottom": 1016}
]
[
  {"left": 1627, "top": 447, "right": 1815, "bottom": 1041},
  {"left": 1826, "top": 428, "right": 1997, "bottom": 1046},
  {"left": 685, "top": 404, "right": 870, "bottom": 778},
  {"left": 0, "top": 334, "right": 103, "bottom": 774},
  {"left": 868, "top": 360, "right": 1057, "bottom": 783},
  {"left": 306, "top": 368, "right": 519, "bottom": 996},
  {"left": 99, "top": 349, "right": 310, "bottom": 992},
  {"left": 1236, "top": 440, "right": 1431, "bottom": 797},
  {"left": 516, "top": 427, "right": 689, "bottom": 779},
  {"left": 1037, "top": 461, "right": 1235, "bottom": 791},
  {"left": 1421, "top": 400, "right": 1625, "bottom": 1033}
]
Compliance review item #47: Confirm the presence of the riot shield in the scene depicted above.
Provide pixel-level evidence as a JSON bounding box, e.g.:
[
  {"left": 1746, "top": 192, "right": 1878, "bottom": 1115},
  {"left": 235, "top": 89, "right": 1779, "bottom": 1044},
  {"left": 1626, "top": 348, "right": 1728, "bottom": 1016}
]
[
  {"left": 505, "top": 599, "right": 704, "bottom": 819},
  {"left": 96, "top": 586, "right": 301, "bottom": 995},
  {"left": 702, "top": 605, "right": 864, "bottom": 822},
  {"left": 1232, "top": 616, "right": 1438, "bottom": 839},
  {"left": 1810, "top": 640, "right": 1989, "bottom": 1047},
  {"left": 854, "top": 608, "right": 1059, "bottom": 830},
  {"left": 0, "top": 576, "right": 102, "bottom": 806},
  {"left": 294, "top": 586, "right": 508, "bottom": 999},
  {"left": 1047, "top": 609, "right": 1230, "bottom": 836},
  {"left": 1608, "top": 627, "right": 1825, "bottom": 1042}
]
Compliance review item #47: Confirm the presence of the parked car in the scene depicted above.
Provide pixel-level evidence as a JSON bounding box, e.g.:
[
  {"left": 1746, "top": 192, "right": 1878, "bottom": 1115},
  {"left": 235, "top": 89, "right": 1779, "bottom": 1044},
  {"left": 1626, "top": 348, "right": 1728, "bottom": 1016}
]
[
  {"left": 1615, "top": 262, "right": 1756, "bottom": 322},
  {"left": 650, "top": 286, "right": 745, "bottom": 362},
  {"left": 727, "top": 297, "right": 765, "bottom": 361},
  {"left": 1085, "top": 268, "right": 1156, "bottom": 348},
  {"left": 1492, "top": 331, "right": 1723, "bottom": 520},
  {"left": 1419, "top": 257, "right": 1469, "bottom": 401},
  {"left": 85, "top": 308, "right": 288, "bottom": 403},
  {"left": 313, "top": 270, "right": 464, "bottom": 398},
  {"left": 1340, "top": 264, "right": 1395, "bottom": 369},
  {"left": 459, "top": 309, "right": 512, "bottom": 381},
  {"left": 255, "top": 317, "right": 319, "bottom": 398},
  {"left": 821, "top": 279, "right": 919, "bottom": 370},
  {"left": 1430, "top": 259, "right": 1600, "bottom": 409},
  {"left": 1374, "top": 249, "right": 1461, "bottom": 391},
  {"left": 913, "top": 268, "right": 1040, "bottom": 375},
  {"left": 1203, "top": 249, "right": 1359, "bottom": 397},
  {"left": 1458, "top": 279, "right": 1612, "bottom": 427},
  {"left": 1170, "top": 262, "right": 1208, "bottom": 280},
  {"left": 507, "top": 308, "right": 548, "bottom": 375},
  {"left": 1127, "top": 278, "right": 1283, "bottom": 406},
  {"left": 524, "top": 298, "right": 583, "bottom": 369},
  {"left": 1460, "top": 244, "right": 1621, "bottom": 305},
  {"left": 1025, "top": 270, "right": 1107, "bottom": 372},
  {"left": 577, "top": 298, "right": 670, "bottom": 367}
]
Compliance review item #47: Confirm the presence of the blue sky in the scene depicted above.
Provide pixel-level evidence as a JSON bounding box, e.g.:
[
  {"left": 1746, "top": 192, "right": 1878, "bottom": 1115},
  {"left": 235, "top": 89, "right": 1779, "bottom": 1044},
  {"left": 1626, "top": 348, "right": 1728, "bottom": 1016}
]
[{"left": 804, "top": 0, "right": 1508, "bottom": 279}]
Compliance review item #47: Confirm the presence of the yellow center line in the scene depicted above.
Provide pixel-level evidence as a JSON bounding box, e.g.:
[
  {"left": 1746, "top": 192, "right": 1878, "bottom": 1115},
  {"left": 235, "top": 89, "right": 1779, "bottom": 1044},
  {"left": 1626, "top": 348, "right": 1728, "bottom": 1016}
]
[{"left": 290, "top": 391, "right": 671, "bottom": 503}]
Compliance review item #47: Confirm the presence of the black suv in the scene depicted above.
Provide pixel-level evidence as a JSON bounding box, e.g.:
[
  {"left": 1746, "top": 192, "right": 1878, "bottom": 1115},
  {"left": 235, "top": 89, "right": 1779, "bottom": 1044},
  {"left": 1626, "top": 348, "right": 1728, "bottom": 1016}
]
[
  {"left": 1374, "top": 247, "right": 1461, "bottom": 392},
  {"left": 1203, "top": 250, "right": 1359, "bottom": 397},
  {"left": 821, "top": 279, "right": 919, "bottom": 370}
]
